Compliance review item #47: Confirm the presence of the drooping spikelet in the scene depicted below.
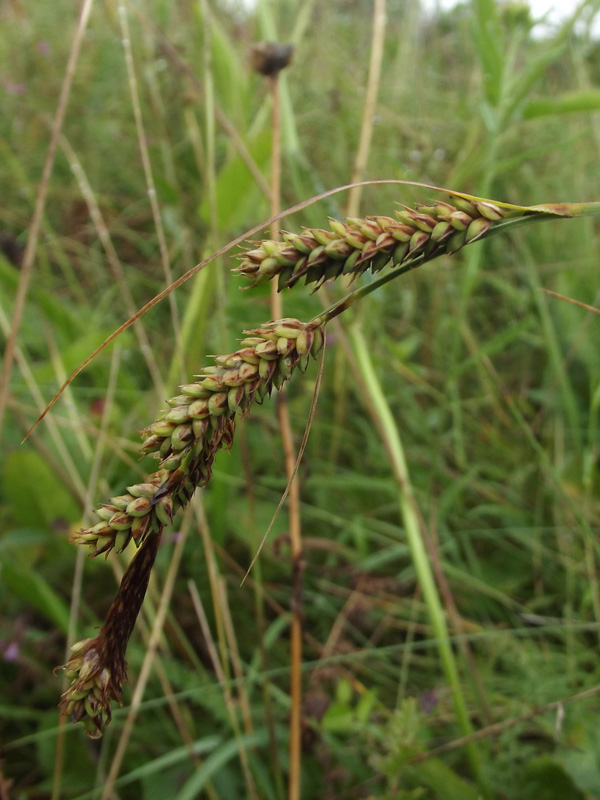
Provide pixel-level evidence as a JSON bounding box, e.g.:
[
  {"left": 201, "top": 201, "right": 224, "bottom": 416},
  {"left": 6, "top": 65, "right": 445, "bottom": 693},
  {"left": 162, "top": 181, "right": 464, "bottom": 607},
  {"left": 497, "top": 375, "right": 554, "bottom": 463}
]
[
  {"left": 59, "top": 533, "right": 161, "bottom": 737},
  {"left": 237, "top": 197, "right": 509, "bottom": 290},
  {"left": 73, "top": 318, "right": 325, "bottom": 558}
]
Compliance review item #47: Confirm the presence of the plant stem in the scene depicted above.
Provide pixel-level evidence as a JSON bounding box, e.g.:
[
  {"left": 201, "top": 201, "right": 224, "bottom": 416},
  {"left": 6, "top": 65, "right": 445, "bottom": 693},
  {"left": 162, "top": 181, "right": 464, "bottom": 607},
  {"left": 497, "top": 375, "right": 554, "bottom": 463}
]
[
  {"left": 349, "top": 325, "right": 491, "bottom": 799},
  {"left": 266, "top": 69, "right": 303, "bottom": 800}
]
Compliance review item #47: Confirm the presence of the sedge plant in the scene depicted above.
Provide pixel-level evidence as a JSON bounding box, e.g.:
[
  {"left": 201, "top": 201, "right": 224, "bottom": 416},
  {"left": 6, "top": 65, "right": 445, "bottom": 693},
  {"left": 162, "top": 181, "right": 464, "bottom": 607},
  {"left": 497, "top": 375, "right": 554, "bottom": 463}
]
[{"left": 52, "top": 185, "right": 600, "bottom": 787}]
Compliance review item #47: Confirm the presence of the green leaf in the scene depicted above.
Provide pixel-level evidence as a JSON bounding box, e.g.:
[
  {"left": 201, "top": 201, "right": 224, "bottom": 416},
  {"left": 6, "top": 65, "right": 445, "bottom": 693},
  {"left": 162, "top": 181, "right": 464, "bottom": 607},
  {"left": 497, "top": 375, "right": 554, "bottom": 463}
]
[
  {"left": 1, "top": 450, "right": 80, "bottom": 530},
  {"left": 409, "top": 758, "right": 480, "bottom": 800},
  {"left": 559, "top": 715, "right": 600, "bottom": 797},
  {"left": 0, "top": 559, "right": 70, "bottom": 633},
  {"left": 523, "top": 90, "right": 600, "bottom": 119},
  {"left": 174, "top": 729, "right": 271, "bottom": 800},
  {"left": 471, "top": 0, "right": 504, "bottom": 108},
  {"left": 522, "top": 756, "right": 585, "bottom": 800},
  {"left": 198, "top": 131, "right": 271, "bottom": 232},
  {"left": 0, "top": 450, "right": 81, "bottom": 529}
]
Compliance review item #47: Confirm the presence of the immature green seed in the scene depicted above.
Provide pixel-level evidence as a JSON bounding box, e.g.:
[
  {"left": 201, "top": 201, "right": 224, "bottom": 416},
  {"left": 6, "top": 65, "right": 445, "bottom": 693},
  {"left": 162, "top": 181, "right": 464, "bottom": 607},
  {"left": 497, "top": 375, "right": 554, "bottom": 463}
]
[
  {"left": 140, "top": 434, "right": 163, "bottom": 454},
  {"left": 296, "top": 330, "right": 309, "bottom": 355},
  {"left": 166, "top": 395, "right": 190, "bottom": 408},
  {"left": 343, "top": 229, "right": 367, "bottom": 250},
  {"left": 199, "top": 376, "right": 222, "bottom": 392},
  {"left": 282, "top": 232, "right": 313, "bottom": 254},
  {"left": 192, "top": 418, "right": 209, "bottom": 439},
  {"left": 151, "top": 420, "right": 177, "bottom": 438},
  {"left": 111, "top": 494, "right": 135, "bottom": 509},
  {"left": 274, "top": 249, "right": 298, "bottom": 268},
  {"left": 165, "top": 406, "right": 193, "bottom": 425},
  {"left": 114, "top": 531, "right": 130, "bottom": 552},
  {"left": 277, "top": 337, "right": 296, "bottom": 355},
  {"left": 409, "top": 230, "right": 429, "bottom": 254},
  {"left": 431, "top": 220, "right": 453, "bottom": 242},
  {"left": 222, "top": 368, "right": 244, "bottom": 387},
  {"left": 238, "top": 361, "right": 259, "bottom": 381},
  {"left": 449, "top": 211, "right": 472, "bottom": 231},
  {"left": 255, "top": 340, "right": 279, "bottom": 359},
  {"left": 312, "top": 228, "right": 337, "bottom": 246},
  {"left": 208, "top": 392, "right": 229, "bottom": 416},
  {"left": 453, "top": 196, "right": 478, "bottom": 215},
  {"left": 126, "top": 497, "right": 153, "bottom": 517},
  {"left": 447, "top": 228, "right": 467, "bottom": 253},
  {"left": 328, "top": 218, "right": 347, "bottom": 238},
  {"left": 259, "top": 256, "right": 280, "bottom": 276},
  {"left": 357, "top": 219, "right": 382, "bottom": 240},
  {"left": 171, "top": 424, "right": 194, "bottom": 450},
  {"left": 161, "top": 454, "right": 182, "bottom": 471},
  {"left": 180, "top": 383, "right": 211, "bottom": 399},
  {"left": 325, "top": 238, "right": 354, "bottom": 259},
  {"left": 465, "top": 217, "right": 491, "bottom": 243},
  {"left": 186, "top": 399, "right": 208, "bottom": 419},
  {"left": 131, "top": 514, "right": 151, "bottom": 540},
  {"left": 127, "top": 483, "right": 160, "bottom": 499},
  {"left": 273, "top": 322, "right": 302, "bottom": 338},
  {"left": 109, "top": 512, "right": 133, "bottom": 531},
  {"left": 261, "top": 239, "right": 281, "bottom": 256},
  {"left": 228, "top": 386, "right": 245, "bottom": 413},
  {"left": 476, "top": 201, "right": 503, "bottom": 220},
  {"left": 155, "top": 495, "right": 173, "bottom": 525},
  {"left": 391, "top": 242, "right": 409, "bottom": 264},
  {"left": 259, "top": 358, "right": 273, "bottom": 379}
]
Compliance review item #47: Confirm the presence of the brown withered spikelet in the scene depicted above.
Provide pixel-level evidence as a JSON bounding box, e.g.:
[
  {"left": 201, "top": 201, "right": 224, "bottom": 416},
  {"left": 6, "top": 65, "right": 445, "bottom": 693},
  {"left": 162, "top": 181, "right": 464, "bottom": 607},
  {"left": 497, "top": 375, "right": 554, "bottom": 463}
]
[
  {"left": 237, "top": 197, "right": 507, "bottom": 291},
  {"left": 58, "top": 533, "right": 161, "bottom": 737}
]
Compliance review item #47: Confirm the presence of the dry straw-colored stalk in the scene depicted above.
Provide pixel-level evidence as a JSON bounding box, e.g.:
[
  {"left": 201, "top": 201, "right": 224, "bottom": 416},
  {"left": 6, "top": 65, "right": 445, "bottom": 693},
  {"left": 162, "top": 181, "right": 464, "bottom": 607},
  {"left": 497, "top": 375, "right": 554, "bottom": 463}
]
[{"left": 59, "top": 318, "right": 324, "bottom": 735}]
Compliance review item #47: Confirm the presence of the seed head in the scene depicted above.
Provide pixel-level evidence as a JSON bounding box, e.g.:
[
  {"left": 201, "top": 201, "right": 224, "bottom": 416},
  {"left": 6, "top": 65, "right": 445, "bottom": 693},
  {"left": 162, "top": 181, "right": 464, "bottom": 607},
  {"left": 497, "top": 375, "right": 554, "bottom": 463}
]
[
  {"left": 73, "top": 318, "right": 325, "bottom": 558},
  {"left": 236, "top": 198, "right": 507, "bottom": 291}
]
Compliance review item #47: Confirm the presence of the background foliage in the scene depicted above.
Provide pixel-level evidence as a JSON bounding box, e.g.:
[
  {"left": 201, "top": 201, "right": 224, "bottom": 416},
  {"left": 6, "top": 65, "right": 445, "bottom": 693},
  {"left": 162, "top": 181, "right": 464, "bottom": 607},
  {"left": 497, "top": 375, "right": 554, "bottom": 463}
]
[{"left": 2, "top": 0, "right": 600, "bottom": 797}]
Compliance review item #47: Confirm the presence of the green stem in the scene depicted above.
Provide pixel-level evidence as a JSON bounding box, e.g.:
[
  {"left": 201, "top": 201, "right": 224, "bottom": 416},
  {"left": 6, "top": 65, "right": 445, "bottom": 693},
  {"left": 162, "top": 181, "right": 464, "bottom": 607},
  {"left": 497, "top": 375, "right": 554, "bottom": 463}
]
[
  {"left": 310, "top": 198, "right": 600, "bottom": 330},
  {"left": 349, "top": 326, "right": 491, "bottom": 799}
]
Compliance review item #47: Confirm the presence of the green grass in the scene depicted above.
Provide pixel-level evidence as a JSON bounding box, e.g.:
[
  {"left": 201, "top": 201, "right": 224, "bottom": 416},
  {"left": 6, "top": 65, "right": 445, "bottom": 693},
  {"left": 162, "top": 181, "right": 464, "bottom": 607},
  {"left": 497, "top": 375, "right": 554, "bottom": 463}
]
[{"left": 2, "top": 1, "right": 600, "bottom": 798}]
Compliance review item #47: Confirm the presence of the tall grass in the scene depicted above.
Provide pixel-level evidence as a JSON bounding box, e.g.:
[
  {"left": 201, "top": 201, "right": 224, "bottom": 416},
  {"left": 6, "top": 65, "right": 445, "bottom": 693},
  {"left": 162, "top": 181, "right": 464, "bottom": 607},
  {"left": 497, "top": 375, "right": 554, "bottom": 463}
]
[{"left": 2, "top": 1, "right": 600, "bottom": 799}]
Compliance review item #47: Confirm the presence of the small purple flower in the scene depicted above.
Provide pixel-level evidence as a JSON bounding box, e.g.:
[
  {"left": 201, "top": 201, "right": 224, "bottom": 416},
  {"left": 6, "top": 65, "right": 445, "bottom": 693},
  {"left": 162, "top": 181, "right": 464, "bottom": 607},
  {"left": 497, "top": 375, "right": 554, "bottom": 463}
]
[
  {"left": 2, "top": 641, "right": 19, "bottom": 662},
  {"left": 421, "top": 689, "right": 438, "bottom": 714},
  {"left": 3, "top": 80, "right": 27, "bottom": 96},
  {"left": 37, "top": 40, "right": 51, "bottom": 57}
]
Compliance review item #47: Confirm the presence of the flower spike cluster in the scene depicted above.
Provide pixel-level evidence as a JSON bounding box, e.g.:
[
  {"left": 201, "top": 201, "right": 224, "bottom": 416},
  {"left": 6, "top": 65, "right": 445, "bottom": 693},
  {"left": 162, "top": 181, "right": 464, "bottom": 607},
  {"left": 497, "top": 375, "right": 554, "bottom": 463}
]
[
  {"left": 73, "top": 318, "right": 325, "bottom": 559},
  {"left": 61, "top": 318, "right": 324, "bottom": 737},
  {"left": 237, "top": 196, "right": 507, "bottom": 291}
]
